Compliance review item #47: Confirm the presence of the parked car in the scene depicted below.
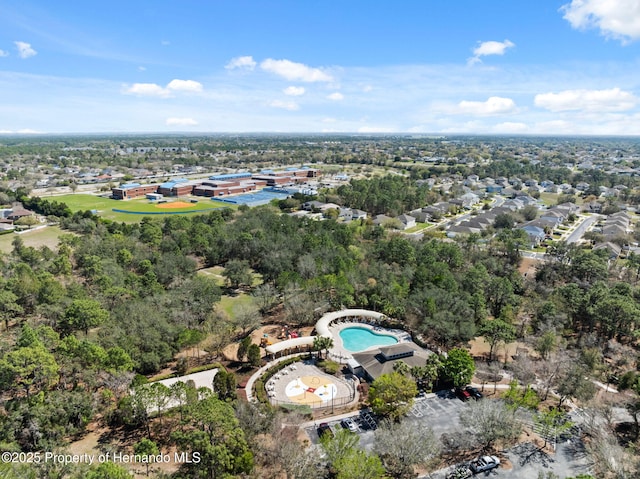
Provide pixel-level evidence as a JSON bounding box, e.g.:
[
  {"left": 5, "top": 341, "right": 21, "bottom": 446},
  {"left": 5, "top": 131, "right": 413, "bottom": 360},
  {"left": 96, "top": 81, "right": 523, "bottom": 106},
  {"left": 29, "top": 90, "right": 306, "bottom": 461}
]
[
  {"left": 465, "top": 385, "right": 483, "bottom": 400},
  {"left": 469, "top": 455, "right": 500, "bottom": 473},
  {"left": 341, "top": 418, "right": 358, "bottom": 433},
  {"left": 454, "top": 387, "right": 471, "bottom": 401},
  {"left": 317, "top": 423, "right": 333, "bottom": 438}
]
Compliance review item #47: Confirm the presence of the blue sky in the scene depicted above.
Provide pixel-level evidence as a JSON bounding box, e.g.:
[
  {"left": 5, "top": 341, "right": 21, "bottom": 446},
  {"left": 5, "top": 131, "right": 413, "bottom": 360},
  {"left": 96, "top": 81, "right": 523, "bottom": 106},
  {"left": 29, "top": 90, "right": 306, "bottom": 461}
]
[{"left": 1, "top": 0, "right": 640, "bottom": 135}]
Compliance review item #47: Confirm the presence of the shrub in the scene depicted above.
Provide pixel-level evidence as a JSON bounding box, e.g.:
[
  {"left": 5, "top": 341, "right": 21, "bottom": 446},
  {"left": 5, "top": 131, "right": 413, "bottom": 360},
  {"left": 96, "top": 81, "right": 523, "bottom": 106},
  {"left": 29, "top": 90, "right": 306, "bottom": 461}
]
[{"left": 318, "top": 359, "right": 340, "bottom": 375}]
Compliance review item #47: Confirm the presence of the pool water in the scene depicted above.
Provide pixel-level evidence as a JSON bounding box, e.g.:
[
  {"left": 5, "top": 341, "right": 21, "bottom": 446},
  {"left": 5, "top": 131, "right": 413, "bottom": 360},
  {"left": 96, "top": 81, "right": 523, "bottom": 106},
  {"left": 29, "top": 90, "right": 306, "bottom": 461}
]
[{"left": 339, "top": 327, "right": 398, "bottom": 352}]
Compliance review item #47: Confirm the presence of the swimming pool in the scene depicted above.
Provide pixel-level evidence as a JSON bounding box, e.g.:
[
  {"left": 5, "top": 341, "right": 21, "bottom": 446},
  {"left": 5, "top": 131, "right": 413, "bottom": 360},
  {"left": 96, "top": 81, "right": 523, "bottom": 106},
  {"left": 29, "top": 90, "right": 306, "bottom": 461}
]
[{"left": 339, "top": 326, "right": 398, "bottom": 352}]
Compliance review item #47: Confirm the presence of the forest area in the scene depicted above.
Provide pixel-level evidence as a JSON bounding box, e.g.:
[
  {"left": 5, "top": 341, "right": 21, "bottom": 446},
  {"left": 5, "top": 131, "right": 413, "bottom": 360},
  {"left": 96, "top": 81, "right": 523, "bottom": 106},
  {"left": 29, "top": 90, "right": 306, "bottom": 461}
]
[{"left": 0, "top": 150, "right": 640, "bottom": 477}]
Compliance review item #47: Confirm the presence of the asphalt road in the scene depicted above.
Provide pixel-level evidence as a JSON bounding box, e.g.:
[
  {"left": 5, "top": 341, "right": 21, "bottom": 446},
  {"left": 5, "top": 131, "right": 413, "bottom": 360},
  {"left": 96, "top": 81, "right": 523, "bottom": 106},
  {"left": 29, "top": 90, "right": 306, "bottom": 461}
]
[{"left": 565, "top": 215, "right": 600, "bottom": 244}]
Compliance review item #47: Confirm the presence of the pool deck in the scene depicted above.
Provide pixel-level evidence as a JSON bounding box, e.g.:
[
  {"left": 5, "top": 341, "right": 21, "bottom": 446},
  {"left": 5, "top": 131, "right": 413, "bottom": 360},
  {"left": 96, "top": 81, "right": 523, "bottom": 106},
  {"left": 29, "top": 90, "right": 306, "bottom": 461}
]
[{"left": 328, "top": 322, "right": 413, "bottom": 363}]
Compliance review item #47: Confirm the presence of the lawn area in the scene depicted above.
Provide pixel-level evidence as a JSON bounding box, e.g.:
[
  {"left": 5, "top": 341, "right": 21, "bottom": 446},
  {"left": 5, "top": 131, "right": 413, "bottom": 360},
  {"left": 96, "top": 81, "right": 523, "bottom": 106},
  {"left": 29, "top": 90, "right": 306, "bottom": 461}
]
[
  {"left": 0, "top": 225, "right": 66, "bottom": 254},
  {"left": 50, "top": 194, "right": 231, "bottom": 222},
  {"left": 404, "top": 222, "right": 428, "bottom": 233},
  {"left": 218, "top": 293, "right": 255, "bottom": 318},
  {"left": 539, "top": 192, "right": 559, "bottom": 206},
  {"left": 198, "top": 266, "right": 263, "bottom": 288},
  {"left": 198, "top": 266, "right": 226, "bottom": 286}
]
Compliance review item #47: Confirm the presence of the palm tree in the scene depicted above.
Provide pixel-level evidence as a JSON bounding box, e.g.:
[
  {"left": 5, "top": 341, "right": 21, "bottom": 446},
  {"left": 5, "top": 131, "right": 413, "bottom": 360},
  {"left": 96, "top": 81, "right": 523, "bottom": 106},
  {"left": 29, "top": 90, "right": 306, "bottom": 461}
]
[
  {"left": 313, "top": 336, "right": 334, "bottom": 360},
  {"left": 393, "top": 360, "right": 410, "bottom": 376}
]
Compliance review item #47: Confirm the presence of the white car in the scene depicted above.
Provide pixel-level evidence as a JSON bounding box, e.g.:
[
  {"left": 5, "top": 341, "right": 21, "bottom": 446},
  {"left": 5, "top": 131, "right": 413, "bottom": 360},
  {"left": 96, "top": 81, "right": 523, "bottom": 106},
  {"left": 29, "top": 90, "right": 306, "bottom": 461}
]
[{"left": 341, "top": 418, "right": 358, "bottom": 433}]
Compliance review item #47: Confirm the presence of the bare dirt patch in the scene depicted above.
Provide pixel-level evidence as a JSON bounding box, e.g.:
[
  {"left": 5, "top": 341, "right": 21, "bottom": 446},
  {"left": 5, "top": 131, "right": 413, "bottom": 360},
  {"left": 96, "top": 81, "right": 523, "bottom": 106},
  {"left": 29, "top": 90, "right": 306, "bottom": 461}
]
[
  {"left": 156, "top": 201, "right": 193, "bottom": 209},
  {"left": 469, "top": 337, "right": 529, "bottom": 363},
  {"left": 519, "top": 257, "right": 540, "bottom": 277}
]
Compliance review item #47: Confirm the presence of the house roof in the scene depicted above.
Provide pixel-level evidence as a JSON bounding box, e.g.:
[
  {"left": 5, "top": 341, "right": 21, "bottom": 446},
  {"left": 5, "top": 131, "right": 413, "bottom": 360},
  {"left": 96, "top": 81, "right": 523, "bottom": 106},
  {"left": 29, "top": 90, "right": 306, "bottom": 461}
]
[
  {"left": 594, "top": 242, "right": 622, "bottom": 256},
  {"left": 373, "top": 214, "right": 392, "bottom": 224},
  {"left": 520, "top": 225, "right": 545, "bottom": 236},
  {"left": 7, "top": 204, "right": 34, "bottom": 219},
  {"left": 447, "top": 225, "right": 482, "bottom": 235},
  {"left": 352, "top": 343, "right": 432, "bottom": 380}
]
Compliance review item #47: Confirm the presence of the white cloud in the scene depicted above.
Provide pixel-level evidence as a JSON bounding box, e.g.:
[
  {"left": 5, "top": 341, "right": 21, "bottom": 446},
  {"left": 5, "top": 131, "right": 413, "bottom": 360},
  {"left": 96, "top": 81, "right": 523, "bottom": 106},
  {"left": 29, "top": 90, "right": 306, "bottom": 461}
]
[
  {"left": 362, "top": 85, "right": 373, "bottom": 92},
  {"left": 161, "top": 40, "right": 170, "bottom": 46},
  {"left": 456, "top": 96, "right": 517, "bottom": 116},
  {"left": 534, "top": 87, "right": 637, "bottom": 111},
  {"left": 166, "top": 117, "right": 198, "bottom": 126},
  {"left": 268, "top": 99, "right": 299, "bottom": 111},
  {"left": 0, "top": 50, "right": 8, "bottom": 57},
  {"left": 322, "top": 117, "right": 337, "bottom": 123},
  {"left": 122, "top": 79, "right": 203, "bottom": 97},
  {"left": 561, "top": 0, "right": 640, "bottom": 43},
  {"left": 138, "top": 66, "right": 146, "bottom": 72},
  {"left": 14, "top": 41, "right": 37, "bottom": 59},
  {"left": 283, "top": 86, "right": 305, "bottom": 96},
  {"left": 166, "top": 79, "right": 203, "bottom": 93},
  {"left": 468, "top": 39, "right": 514, "bottom": 64},
  {"left": 327, "top": 92, "right": 344, "bottom": 101},
  {"left": 261, "top": 58, "right": 333, "bottom": 82},
  {"left": 123, "top": 83, "right": 170, "bottom": 97},
  {"left": 225, "top": 55, "right": 256, "bottom": 70}
]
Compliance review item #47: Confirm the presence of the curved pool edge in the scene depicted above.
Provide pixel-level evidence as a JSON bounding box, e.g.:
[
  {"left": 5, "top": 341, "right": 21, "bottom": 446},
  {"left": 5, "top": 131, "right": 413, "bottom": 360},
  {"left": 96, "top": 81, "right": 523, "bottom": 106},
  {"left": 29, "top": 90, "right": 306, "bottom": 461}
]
[{"left": 339, "top": 325, "right": 399, "bottom": 353}]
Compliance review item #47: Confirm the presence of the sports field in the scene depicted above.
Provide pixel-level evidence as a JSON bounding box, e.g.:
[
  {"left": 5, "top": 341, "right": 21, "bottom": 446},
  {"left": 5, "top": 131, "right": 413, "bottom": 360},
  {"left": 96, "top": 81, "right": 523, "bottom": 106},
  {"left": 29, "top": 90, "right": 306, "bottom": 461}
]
[{"left": 51, "top": 194, "right": 231, "bottom": 222}]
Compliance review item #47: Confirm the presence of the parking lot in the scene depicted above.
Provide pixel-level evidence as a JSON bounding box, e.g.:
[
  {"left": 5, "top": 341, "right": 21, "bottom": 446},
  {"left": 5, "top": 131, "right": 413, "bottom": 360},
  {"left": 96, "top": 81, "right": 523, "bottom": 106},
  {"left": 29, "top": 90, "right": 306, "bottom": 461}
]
[
  {"left": 305, "top": 391, "right": 593, "bottom": 479},
  {"left": 305, "top": 390, "right": 467, "bottom": 450},
  {"left": 426, "top": 440, "right": 593, "bottom": 479}
]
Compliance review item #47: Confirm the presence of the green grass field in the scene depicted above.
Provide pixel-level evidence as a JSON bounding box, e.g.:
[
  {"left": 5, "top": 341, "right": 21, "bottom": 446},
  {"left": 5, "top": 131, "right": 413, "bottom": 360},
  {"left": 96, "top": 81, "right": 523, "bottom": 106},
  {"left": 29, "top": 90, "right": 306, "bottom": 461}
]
[
  {"left": 51, "top": 194, "right": 231, "bottom": 222},
  {"left": 218, "top": 294, "right": 255, "bottom": 317},
  {"left": 0, "top": 226, "right": 66, "bottom": 254}
]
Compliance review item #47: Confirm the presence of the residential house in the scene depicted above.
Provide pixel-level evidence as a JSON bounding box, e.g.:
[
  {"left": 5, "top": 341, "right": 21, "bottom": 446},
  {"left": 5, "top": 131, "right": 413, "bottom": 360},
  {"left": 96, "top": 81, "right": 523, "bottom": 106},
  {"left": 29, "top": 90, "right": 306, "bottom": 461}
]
[
  {"left": 602, "top": 224, "right": 627, "bottom": 238},
  {"left": 446, "top": 224, "right": 482, "bottom": 236},
  {"left": 351, "top": 209, "right": 367, "bottom": 220},
  {"left": 6, "top": 203, "right": 35, "bottom": 221},
  {"left": 409, "top": 209, "right": 431, "bottom": 223},
  {"left": 302, "top": 200, "right": 325, "bottom": 211},
  {"left": 513, "top": 193, "right": 538, "bottom": 206},
  {"left": 501, "top": 187, "right": 518, "bottom": 198},
  {"left": 594, "top": 242, "right": 622, "bottom": 260},
  {"left": 397, "top": 214, "right": 416, "bottom": 230},
  {"left": 600, "top": 186, "right": 619, "bottom": 198},
  {"left": 372, "top": 214, "right": 393, "bottom": 226},
  {"left": 339, "top": 208, "right": 367, "bottom": 222},
  {"left": 539, "top": 210, "right": 566, "bottom": 226},
  {"left": 556, "top": 203, "right": 581, "bottom": 215},
  {"left": 583, "top": 201, "right": 602, "bottom": 213},
  {"left": 508, "top": 177, "right": 522, "bottom": 187},
  {"left": 460, "top": 192, "right": 480, "bottom": 208},
  {"left": 519, "top": 225, "right": 546, "bottom": 246}
]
